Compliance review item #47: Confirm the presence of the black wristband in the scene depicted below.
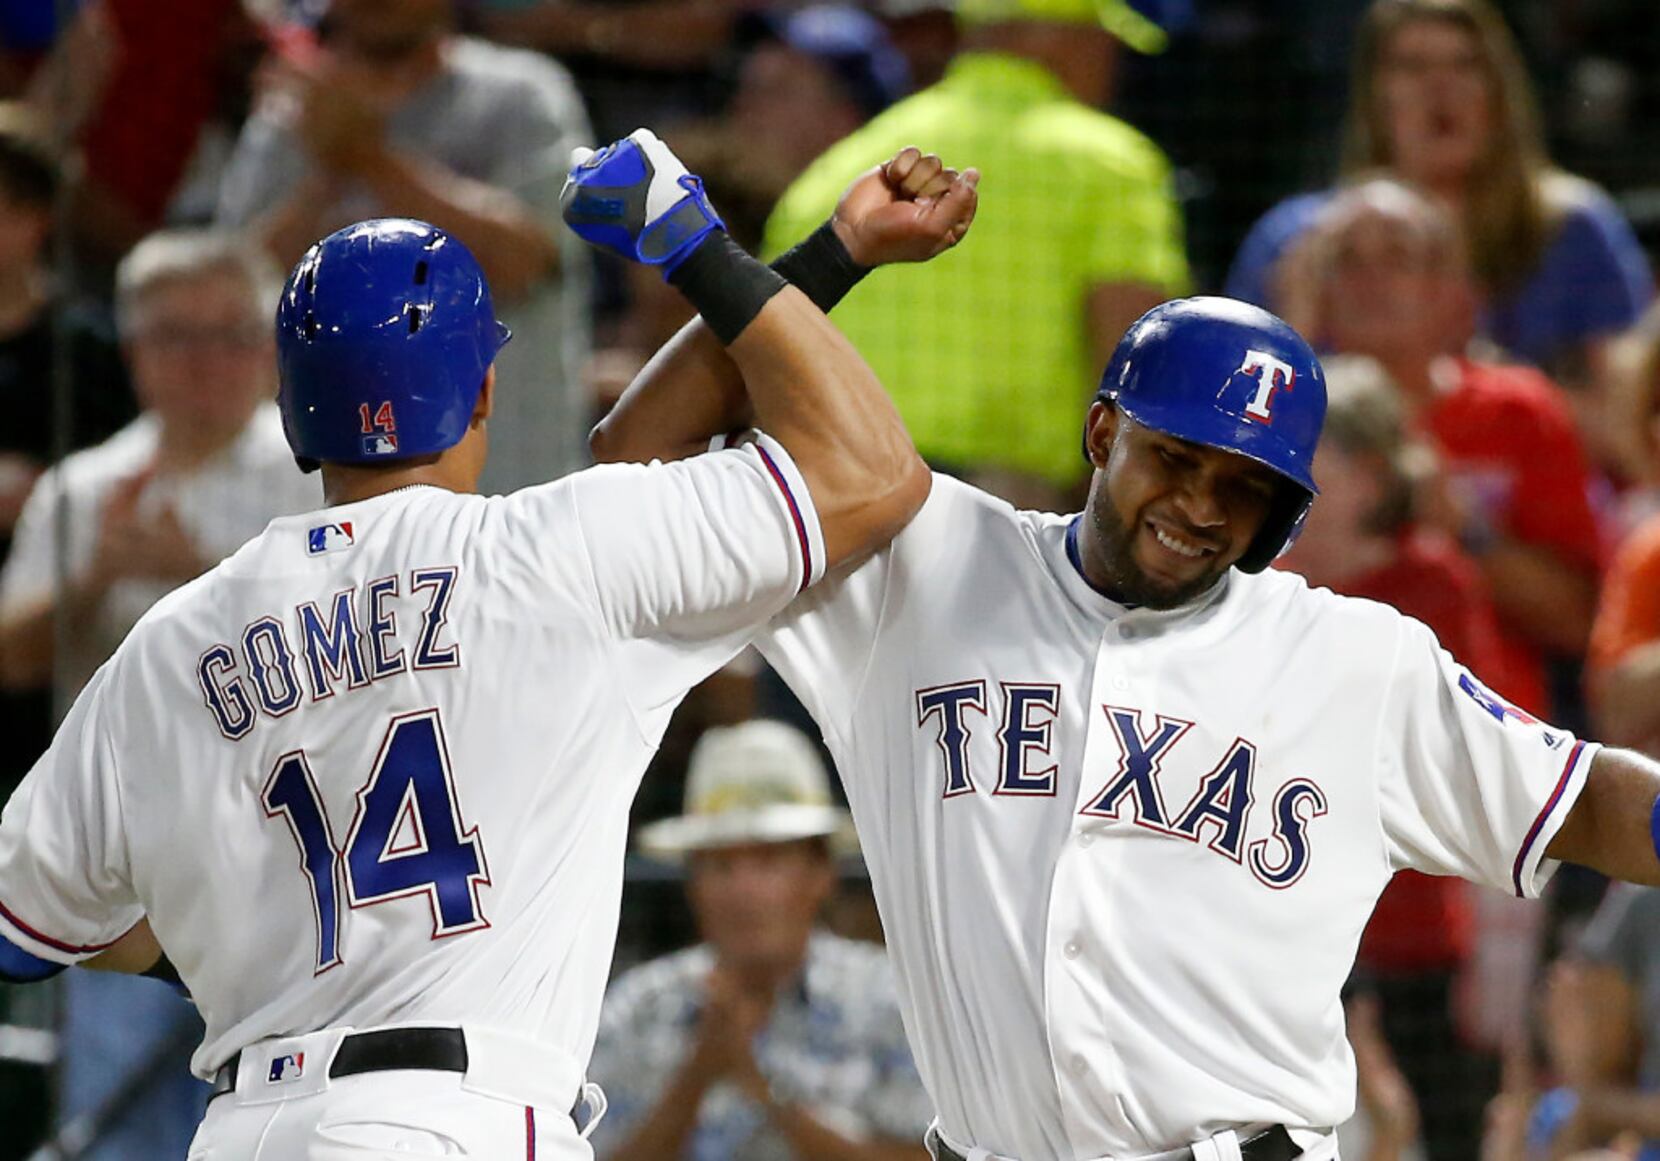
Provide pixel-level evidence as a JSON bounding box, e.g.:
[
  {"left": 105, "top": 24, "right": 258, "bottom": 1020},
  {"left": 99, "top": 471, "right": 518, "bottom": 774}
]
[
  {"left": 667, "top": 231, "right": 788, "bottom": 345},
  {"left": 770, "top": 220, "right": 871, "bottom": 313}
]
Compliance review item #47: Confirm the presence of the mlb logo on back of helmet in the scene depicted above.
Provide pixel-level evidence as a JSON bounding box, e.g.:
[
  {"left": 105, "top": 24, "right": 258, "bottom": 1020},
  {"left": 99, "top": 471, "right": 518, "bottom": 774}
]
[
  {"left": 267, "top": 1052, "right": 305, "bottom": 1084},
  {"left": 306, "top": 522, "right": 355, "bottom": 556},
  {"left": 362, "top": 433, "right": 399, "bottom": 456}
]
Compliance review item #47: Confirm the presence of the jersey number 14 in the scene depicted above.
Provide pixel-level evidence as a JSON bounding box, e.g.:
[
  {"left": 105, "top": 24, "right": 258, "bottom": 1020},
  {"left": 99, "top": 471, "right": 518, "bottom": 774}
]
[{"left": 262, "top": 708, "right": 490, "bottom": 973}]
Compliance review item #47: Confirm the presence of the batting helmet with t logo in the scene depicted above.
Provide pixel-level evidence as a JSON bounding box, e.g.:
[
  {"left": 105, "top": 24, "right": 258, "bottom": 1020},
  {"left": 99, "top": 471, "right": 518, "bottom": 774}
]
[{"left": 1093, "top": 296, "right": 1327, "bottom": 573}]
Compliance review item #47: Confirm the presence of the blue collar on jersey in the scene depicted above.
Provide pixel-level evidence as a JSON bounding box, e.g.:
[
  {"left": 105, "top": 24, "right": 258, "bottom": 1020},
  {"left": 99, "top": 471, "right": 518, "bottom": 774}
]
[{"left": 1065, "top": 515, "right": 1139, "bottom": 608}]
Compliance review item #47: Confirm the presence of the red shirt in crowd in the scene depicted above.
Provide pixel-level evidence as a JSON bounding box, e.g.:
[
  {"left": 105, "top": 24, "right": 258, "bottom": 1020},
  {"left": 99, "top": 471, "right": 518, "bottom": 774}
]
[
  {"left": 1334, "top": 528, "right": 1508, "bottom": 974},
  {"left": 1419, "top": 358, "right": 1604, "bottom": 715},
  {"left": 79, "top": 0, "right": 244, "bottom": 227}
]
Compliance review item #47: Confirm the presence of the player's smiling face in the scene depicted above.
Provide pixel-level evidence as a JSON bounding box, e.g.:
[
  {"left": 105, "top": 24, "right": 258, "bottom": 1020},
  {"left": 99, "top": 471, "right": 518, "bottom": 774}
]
[{"left": 1079, "top": 405, "right": 1278, "bottom": 609}]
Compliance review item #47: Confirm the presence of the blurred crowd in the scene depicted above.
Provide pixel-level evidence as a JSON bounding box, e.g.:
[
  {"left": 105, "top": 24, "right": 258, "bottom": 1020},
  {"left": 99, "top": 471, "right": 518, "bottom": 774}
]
[{"left": 1, "top": 0, "right": 1659, "bottom": 1158}]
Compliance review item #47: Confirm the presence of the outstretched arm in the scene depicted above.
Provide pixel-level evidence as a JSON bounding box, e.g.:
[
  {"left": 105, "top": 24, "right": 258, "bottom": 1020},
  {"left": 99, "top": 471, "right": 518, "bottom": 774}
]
[
  {"left": 589, "top": 148, "right": 978, "bottom": 468},
  {"left": 1547, "top": 747, "right": 1660, "bottom": 885}
]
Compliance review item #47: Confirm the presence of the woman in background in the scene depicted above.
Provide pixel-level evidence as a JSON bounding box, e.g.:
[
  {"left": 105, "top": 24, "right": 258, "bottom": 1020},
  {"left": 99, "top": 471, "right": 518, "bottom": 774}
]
[{"left": 1226, "top": 0, "right": 1651, "bottom": 474}]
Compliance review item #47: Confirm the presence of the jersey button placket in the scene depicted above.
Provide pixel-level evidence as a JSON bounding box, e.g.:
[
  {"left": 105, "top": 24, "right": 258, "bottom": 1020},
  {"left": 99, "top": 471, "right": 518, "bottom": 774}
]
[{"left": 1045, "top": 836, "right": 1120, "bottom": 1150}]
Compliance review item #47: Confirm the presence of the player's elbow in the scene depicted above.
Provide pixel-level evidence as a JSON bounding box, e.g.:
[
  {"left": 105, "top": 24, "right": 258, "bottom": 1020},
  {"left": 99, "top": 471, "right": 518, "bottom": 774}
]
[
  {"left": 818, "top": 455, "right": 932, "bottom": 571},
  {"left": 587, "top": 414, "right": 632, "bottom": 464},
  {"left": 590, "top": 415, "right": 647, "bottom": 465},
  {"left": 889, "top": 455, "right": 934, "bottom": 529},
  {"left": 588, "top": 414, "right": 705, "bottom": 465}
]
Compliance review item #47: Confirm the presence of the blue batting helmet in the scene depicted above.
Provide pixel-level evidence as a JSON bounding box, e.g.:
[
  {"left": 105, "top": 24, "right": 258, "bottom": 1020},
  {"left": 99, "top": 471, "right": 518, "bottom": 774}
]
[
  {"left": 277, "top": 218, "right": 511, "bottom": 471},
  {"left": 1094, "top": 296, "right": 1326, "bottom": 573}
]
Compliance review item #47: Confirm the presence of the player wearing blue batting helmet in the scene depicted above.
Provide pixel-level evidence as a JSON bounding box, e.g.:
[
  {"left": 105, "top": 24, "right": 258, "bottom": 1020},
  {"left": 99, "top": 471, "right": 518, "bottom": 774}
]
[
  {"left": 276, "top": 218, "right": 511, "bottom": 472},
  {"left": 1091, "top": 296, "right": 1326, "bottom": 576}
]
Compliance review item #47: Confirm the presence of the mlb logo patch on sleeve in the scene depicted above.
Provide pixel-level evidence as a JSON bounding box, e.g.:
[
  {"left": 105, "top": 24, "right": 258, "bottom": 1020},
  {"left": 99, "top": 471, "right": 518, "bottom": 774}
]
[
  {"left": 307, "top": 522, "right": 356, "bottom": 556},
  {"left": 268, "top": 1053, "right": 305, "bottom": 1084}
]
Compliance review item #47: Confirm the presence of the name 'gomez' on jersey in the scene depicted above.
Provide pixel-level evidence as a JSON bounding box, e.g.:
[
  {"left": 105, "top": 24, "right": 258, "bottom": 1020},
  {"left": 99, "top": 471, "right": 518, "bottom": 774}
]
[
  {"left": 0, "top": 434, "right": 824, "bottom": 1082},
  {"left": 758, "top": 475, "right": 1591, "bottom": 1161}
]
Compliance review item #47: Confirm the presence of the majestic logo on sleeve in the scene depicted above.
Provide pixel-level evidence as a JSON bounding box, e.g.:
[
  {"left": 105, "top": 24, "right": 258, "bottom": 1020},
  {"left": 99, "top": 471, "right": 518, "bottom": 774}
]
[
  {"left": 915, "top": 683, "right": 1328, "bottom": 889},
  {"left": 1238, "top": 349, "right": 1296, "bottom": 424}
]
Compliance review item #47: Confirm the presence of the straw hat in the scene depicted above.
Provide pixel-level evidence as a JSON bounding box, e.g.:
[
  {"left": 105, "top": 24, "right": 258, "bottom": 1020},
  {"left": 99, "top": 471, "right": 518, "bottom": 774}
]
[{"left": 636, "top": 720, "right": 857, "bottom": 861}]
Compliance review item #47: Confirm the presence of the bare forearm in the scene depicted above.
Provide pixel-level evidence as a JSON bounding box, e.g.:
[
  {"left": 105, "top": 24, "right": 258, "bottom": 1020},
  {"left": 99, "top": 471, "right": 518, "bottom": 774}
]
[
  {"left": 355, "top": 146, "right": 559, "bottom": 302},
  {"left": 590, "top": 217, "right": 871, "bottom": 465},
  {"left": 597, "top": 283, "right": 927, "bottom": 568},
  {"left": 590, "top": 315, "right": 751, "bottom": 465},
  {"left": 1479, "top": 543, "right": 1598, "bottom": 654},
  {"left": 726, "top": 286, "right": 929, "bottom": 569},
  {"left": 1546, "top": 747, "right": 1660, "bottom": 884},
  {"left": 573, "top": 142, "right": 968, "bottom": 565}
]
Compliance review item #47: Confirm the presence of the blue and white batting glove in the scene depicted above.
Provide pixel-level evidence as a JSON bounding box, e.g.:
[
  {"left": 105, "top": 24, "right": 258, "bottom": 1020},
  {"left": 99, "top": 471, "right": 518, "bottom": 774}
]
[{"left": 560, "top": 129, "right": 725, "bottom": 276}]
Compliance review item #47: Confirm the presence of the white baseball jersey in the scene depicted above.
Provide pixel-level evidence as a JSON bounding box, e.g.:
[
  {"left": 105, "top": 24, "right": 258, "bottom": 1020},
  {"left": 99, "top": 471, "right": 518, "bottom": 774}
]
[
  {"left": 0, "top": 434, "right": 824, "bottom": 1084},
  {"left": 758, "top": 475, "right": 1592, "bottom": 1161}
]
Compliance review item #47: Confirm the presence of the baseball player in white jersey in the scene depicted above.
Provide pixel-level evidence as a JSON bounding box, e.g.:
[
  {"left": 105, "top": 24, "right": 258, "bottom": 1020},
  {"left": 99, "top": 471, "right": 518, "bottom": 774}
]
[
  {"left": 593, "top": 291, "right": 1660, "bottom": 1161},
  {"left": 0, "top": 131, "right": 977, "bottom": 1158}
]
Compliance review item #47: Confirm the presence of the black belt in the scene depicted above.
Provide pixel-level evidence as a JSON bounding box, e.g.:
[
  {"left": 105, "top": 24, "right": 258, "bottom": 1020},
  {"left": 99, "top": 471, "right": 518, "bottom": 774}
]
[
  {"left": 211, "top": 1026, "right": 468, "bottom": 1100},
  {"left": 929, "top": 1124, "right": 1302, "bottom": 1161}
]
